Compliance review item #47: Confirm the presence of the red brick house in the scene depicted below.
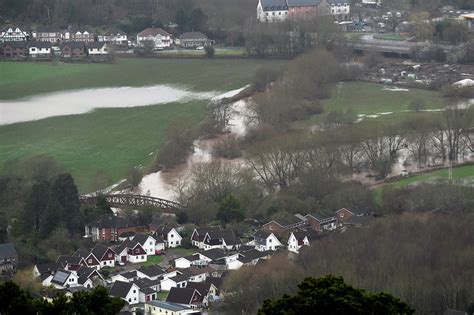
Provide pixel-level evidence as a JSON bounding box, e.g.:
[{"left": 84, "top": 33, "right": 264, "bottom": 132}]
[
  {"left": 335, "top": 208, "right": 355, "bottom": 224},
  {"left": 262, "top": 214, "right": 307, "bottom": 232},
  {"left": 287, "top": 0, "right": 332, "bottom": 19},
  {"left": 305, "top": 213, "right": 337, "bottom": 232},
  {"left": 2, "top": 41, "right": 27, "bottom": 59},
  {"left": 61, "top": 41, "right": 87, "bottom": 58},
  {"left": 85, "top": 214, "right": 148, "bottom": 242}
]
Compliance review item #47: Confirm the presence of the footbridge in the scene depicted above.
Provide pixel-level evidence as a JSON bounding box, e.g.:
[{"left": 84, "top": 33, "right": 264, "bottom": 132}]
[{"left": 79, "top": 194, "right": 181, "bottom": 212}]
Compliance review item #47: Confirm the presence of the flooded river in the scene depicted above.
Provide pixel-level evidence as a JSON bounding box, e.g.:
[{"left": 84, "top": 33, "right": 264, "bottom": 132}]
[{"left": 0, "top": 85, "right": 219, "bottom": 125}]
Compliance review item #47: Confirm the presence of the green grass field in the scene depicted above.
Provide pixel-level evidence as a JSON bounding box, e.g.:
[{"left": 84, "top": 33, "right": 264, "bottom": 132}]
[
  {"left": 0, "top": 101, "right": 207, "bottom": 192},
  {"left": 141, "top": 255, "right": 164, "bottom": 266},
  {"left": 0, "top": 58, "right": 284, "bottom": 99},
  {"left": 295, "top": 82, "right": 444, "bottom": 128},
  {"left": 0, "top": 58, "right": 285, "bottom": 192},
  {"left": 375, "top": 33, "right": 410, "bottom": 41}
]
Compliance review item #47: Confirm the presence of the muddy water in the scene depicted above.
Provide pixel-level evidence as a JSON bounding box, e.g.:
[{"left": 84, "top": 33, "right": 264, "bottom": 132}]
[
  {"left": 135, "top": 88, "right": 252, "bottom": 200},
  {"left": 0, "top": 85, "right": 219, "bottom": 125}
]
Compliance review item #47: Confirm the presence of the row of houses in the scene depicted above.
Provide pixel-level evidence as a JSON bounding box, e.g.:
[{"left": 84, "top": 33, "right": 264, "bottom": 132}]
[
  {"left": 257, "top": 0, "right": 351, "bottom": 23},
  {"left": 1, "top": 41, "right": 110, "bottom": 60},
  {"left": 1, "top": 26, "right": 210, "bottom": 50}
]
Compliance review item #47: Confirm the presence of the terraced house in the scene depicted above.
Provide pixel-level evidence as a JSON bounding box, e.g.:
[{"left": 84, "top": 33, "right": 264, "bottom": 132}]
[{"left": 257, "top": 0, "right": 351, "bottom": 22}]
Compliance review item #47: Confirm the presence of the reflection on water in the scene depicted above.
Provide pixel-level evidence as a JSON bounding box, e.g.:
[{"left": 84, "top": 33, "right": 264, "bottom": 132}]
[{"left": 0, "top": 85, "right": 219, "bottom": 125}]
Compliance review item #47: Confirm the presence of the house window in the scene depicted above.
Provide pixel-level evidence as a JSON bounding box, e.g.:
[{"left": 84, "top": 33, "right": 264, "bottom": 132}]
[
  {"left": 133, "top": 290, "right": 136, "bottom": 293},
  {"left": 141, "top": 256, "right": 144, "bottom": 259}
]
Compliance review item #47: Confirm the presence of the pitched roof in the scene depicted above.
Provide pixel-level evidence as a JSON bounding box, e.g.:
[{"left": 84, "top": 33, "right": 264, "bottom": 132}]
[
  {"left": 286, "top": 0, "right": 320, "bottom": 7},
  {"left": 110, "top": 281, "right": 135, "bottom": 299},
  {"left": 51, "top": 269, "right": 72, "bottom": 286},
  {"left": 73, "top": 249, "right": 90, "bottom": 258},
  {"left": 307, "top": 212, "right": 334, "bottom": 221},
  {"left": 119, "top": 270, "right": 138, "bottom": 279},
  {"left": 344, "top": 215, "right": 373, "bottom": 226},
  {"left": 140, "top": 287, "right": 156, "bottom": 295},
  {"left": 56, "top": 255, "right": 83, "bottom": 267},
  {"left": 119, "top": 231, "right": 136, "bottom": 238},
  {"left": 221, "top": 230, "right": 241, "bottom": 246},
  {"left": 179, "top": 32, "right": 207, "bottom": 40},
  {"left": 335, "top": 207, "right": 355, "bottom": 214},
  {"left": 177, "top": 254, "right": 201, "bottom": 262},
  {"left": 62, "top": 41, "right": 86, "bottom": 49},
  {"left": 91, "top": 244, "right": 114, "bottom": 260},
  {"left": 114, "top": 239, "right": 141, "bottom": 255},
  {"left": 253, "top": 230, "right": 272, "bottom": 239},
  {"left": 166, "top": 287, "right": 201, "bottom": 305},
  {"left": 28, "top": 41, "right": 52, "bottom": 49},
  {"left": 133, "top": 277, "right": 159, "bottom": 289},
  {"left": 293, "top": 230, "right": 320, "bottom": 242},
  {"left": 103, "top": 28, "right": 126, "bottom": 36},
  {"left": 136, "top": 265, "right": 165, "bottom": 278},
  {"left": 192, "top": 226, "right": 222, "bottom": 242},
  {"left": 170, "top": 273, "right": 189, "bottom": 283},
  {"left": 133, "top": 233, "right": 155, "bottom": 246},
  {"left": 35, "top": 263, "right": 60, "bottom": 275},
  {"left": 0, "top": 243, "right": 17, "bottom": 258},
  {"left": 2, "top": 41, "right": 27, "bottom": 48},
  {"left": 146, "top": 300, "right": 191, "bottom": 311},
  {"left": 199, "top": 248, "right": 227, "bottom": 261},
  {"left": 205, "top": 277, "right": 224, "bottom": 291},
  {"left": 186, "top": 281, "right": 212, "bottom": 296},
  {"left": 260, "top": 0, "right": 288, "bottom": 10},
  {"left": 138, "top": 28, "right": 170, "bottom": 38}
]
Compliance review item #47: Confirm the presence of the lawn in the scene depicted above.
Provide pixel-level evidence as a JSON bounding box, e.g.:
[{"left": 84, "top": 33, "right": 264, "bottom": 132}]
[
  {"left": 0, "top": 58, "right": 285, "bottom": 192},
  {"left": 0, "top": 58, "right": 285, "bottom": 99},
  {"left": 141, "top": 255, "right": 164, "bottom": 266},
  {"left": 0, "top": 100, "right": 207, "bottom": 192},
  {"left": 155, "top": 47, "right": 247, "bottom": 57},
  {"left": 294, "top": 82, "right": 444, "bottom": 128},
  {"left": 169, "top": 247, "right": 196, "bottom": 256},
  {"left": 156, "top": 291, "right": 169, "bottom": 301},
  {"left": 373, "top": 164, "right": 474, "bottom": 203}
]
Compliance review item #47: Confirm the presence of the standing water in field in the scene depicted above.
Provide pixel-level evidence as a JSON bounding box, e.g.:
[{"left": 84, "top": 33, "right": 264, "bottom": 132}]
[{"left": 0, "top": 85, "right": 218, "bottom": 125}]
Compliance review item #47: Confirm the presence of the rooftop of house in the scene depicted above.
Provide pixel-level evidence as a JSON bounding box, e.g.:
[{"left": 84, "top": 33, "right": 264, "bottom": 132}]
[
  {"left": 61, "top": 41, "right": 86, "bottom": 49},
  {"left": 261, "top": 0, "right": 288, "bottom": 10},
  {"left": 35, "top": 262, "right": 60, "bottom": 275},
  {"left": 51, "top": 269, "right": 72, "bottom": 286},
  {"left": 166, "top": 287, "right": 201, "bottom": 305},
  {"left": 138, "top": 28, "right": 170, "bottom": 38},
  {"left": 136, "top": 265, "right": 165, "bottom": 278},
  {"left": 192, "top": 226, "right": 222, "bottom": 241},
  {"left": 292, "top": 230, "right": 320, "bottom": 242},
  {"left": 146, "top": 300, "right": 192, "bottom": 312},
  {"left": 91, "top": 244, "right": 114, "bottom": 260},
  {"left": 253, "top": 230, "right": 273, "bottom": 239},
  {"left": 205, "top": 276, "right": 224, "bottom": 291},
  {"left": 133, "top": 233, "right": 155, "bottom": 246},
  {"left": 186, "top": 281, "right": 213, "bottom": 296},
  {"left": 110, "top": 281, "right": 135, "bottom": 299},
  {"left": 28, "top": 41, "right": 52, "bottom": 48},
  {"left": 179, "top": 32, "right": 208, "bottom": 40},
  {"left": 344, "top": 215, "right": 374, "bottom": 226},
  {"left": 198, "top": 248, "right": 227, "bottom": 261},
  {"left": 0, "top": 243, "right": 18, "bottom": 258},
  {"left": 56, "top": 255, "right": 83, "bottom": 267}
]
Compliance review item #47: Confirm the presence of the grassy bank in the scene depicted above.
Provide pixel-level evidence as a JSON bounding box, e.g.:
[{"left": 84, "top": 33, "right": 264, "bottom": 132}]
[
  {"left": 294, "top": 82, "right": 444, "bottom": 128},
  {"left": 0, "top": 58, "right": 285, "bottom": 99},
  {"left": 0, "top": 101, "right": 207, "bottom": 192}
]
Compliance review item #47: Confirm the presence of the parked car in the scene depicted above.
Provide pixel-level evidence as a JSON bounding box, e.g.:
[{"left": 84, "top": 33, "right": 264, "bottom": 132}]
[{"left": 195, "top": 46, "right": 204, "bottom": 50}]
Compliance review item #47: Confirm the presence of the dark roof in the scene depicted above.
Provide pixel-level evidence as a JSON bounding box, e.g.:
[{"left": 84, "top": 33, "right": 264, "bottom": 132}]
[
  {"left": 51, "top": 269, "right": 72, "bottom": 286},
  {"left": 286, "top": 0, "right": 320, "bottom": 7},
  {"left": 328, "top": 0, "right": 348, "bottom": 4},
  {"left": 76, "top": 266, "right": 96, "bottom": 278},
  {"left": 56, "top": 255, "right": 83, "bottom": 267},
  {"left": 28, "top": 41, "right": 52, "bottom": 49},
  {"left": 138, "top": 28, "right": 170, "bottom": 37},
  {"left": 344, "top": 215, "right": 374, "bottom": 226},
  {"left": 119, "top": 231, "right": 136, "bottom": 238},
  {"left": 2, "top": 41, "right": 27, "bottom": 48},
  {"left": 205, "top": 277, "right": 224, "bottom": 291},
  {"left": 186, "top": 282, "right": 212, "bottom": 296},
  {"left": 293, "top": 230, "right": 320, "bottom": 242},
  {"left": 192, "top": 226, "right": 221, "bottom": 242},
  {"left": 91, "top": 244, "right": 114, "bottom": 260},
  {"left": 307, "top": 212, "right": 334, "bottom": 221},
  {"left": 87, "top": 42, "right": 106, "bottom": 49},
  {"left": 166, "top": 287, "right": 201, "bottom": 305},
  {"left": 89, "top": 214, "right": 134, "bottom": 229},
  {"left": 147, "top": 300, "right": 191, "bottom": 311},
  {"left": 199, "top": 249, "right": 227, "bottom": 261},
  {"left": 261, "top": 0, "right": 288, "bottom": 10},
  {"left": 103, "top": 28, "right": 126, "bottom": 36},
  {"left": 335, "top": 207, "right": 355, "bottom": 214},
  {"left": 178, "top": 254, "right": 201, "bottom": 262},
  {"left": 239, "top": 249, "right": 271, "bottom": 261},
  {"left": 253, "top": 230, "right": 272, "bottom": 239},
  {"left": 170, "top": 274, "right": 189, "bottom": 283},
  {"left": 62, "top": 41, "right": 86, "bottom": 49},
  {"left": 133, "top": 233, "right": 155, "bottom": 246},
  {"left": 114, "top": 239, "right": 141, "bottom": 255},
  {"left": 133, "top": 277, "right": 157, "bottom": 289},
  {"left": 136, "top": 265, "right": 165, "bottom": 278},
  {"left": 179, "top": 32, "right": 207, "bottom": 40},
  {"left": 275, "top": 215, "right": 305, "bottom": 227},
  {"left": 155, "top": 225, "right": 173, "bottom": 236},
  {"left": 35, "top": 263, "right": 60, "bottom": 275},
  {"left": 110, "top": 281, "right": 135, "bottom": 299},
  {"left": 140, "top": 287, "right": 156, "bottom": 295},
  {"left": 0, "top": 243, "right": 17, "bottom": 258},
  {"left": 73, "top": 249, "right": 90, "bottom": 258},
  {"left": 120, "top": 270, "right": 138, "bottom": 279}
]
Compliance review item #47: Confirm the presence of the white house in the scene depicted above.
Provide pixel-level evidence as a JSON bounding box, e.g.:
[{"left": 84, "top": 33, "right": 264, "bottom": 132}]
[
  {"left": 200, "top": 249, "right": 242, "bottom": 270},
  {"left": 98, "top": 28, "right": 128, "bottom": 45},
  {"left": 136, "top": 265, "right": 166, "bottom": 281},
  {"left": 160, "top": 274, "right": 188, "bottom": 291},
  {"left": 328, "top": 0, "right": 350, "bottom": 20},
  {"left": 28, "top": 41, "right": 52, "bottom": 58},
  {"left": 114, "top": 240, "right": 147, "bottom": 264},
  {"left": 155, "top": 226, "right": 182, "bottom": 248},
  {"left": 287, "top": 230, "right": 320, "bottom": 253},
  {"left": 136, "top": 28, "right": 171, "bottom": 48},
  {"left": 133, "top": 233, "right": 158, "bottom": 256},
  {"left": 87, "top": 42, "right": 109, "bottom": 56},
  {"left": 257, "top": 0, "right": 289, "bottom": 23},
  {"left": 175, "top": 254, "right": 205, "bottom": 269},
  {"left": 91, "top": 245, "right": 116, "bottom": 268},
  {"left": 145, "top": 300, "right": 198, "bottom": 315},
  {"left": 191, "top": 227, "right": 222, "bottom": 249},
  {"left": 111, "top": 270, "right": 138, "bottom": 283},
  {"left": 110, "top": 281, "right": 141, "bottom": 305},
  {"left": 252, "top": 230, "right": 282, "bottom": 251},
  {"left": 50, "top": 269, "right": 79, "bottom": 289},
  {"left": 0, "top": 26, "right": 28, "bottom": 42}
]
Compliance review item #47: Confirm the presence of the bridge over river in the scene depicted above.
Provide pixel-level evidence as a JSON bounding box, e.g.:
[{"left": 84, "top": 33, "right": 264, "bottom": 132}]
[{"left": 79, "top": 194, "right": 181, "bottom": 213}]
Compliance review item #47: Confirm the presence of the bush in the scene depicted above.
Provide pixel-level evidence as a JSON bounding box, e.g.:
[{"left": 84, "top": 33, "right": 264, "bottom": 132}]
[
  {"left": 253, "top": 66, "right": 280, "bottom": 92},
  {"left": 212, "top": 136, "right": 242, "bottom": 159},
  {"left": 412, "top": 43, "right": 446, "bottom": 62},
  {"left": 205, "top": 45, "right": 215, "bottom": 58}
]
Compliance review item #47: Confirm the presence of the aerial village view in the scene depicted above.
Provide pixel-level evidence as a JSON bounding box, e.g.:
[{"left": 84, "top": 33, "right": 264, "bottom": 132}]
[{"left": 0, "top": 0, "right": 474, "bottom": 314}]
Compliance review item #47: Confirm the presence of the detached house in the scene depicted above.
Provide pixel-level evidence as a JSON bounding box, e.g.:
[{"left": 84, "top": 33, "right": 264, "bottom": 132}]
[
  {"left": 154, "top": 225, "right": 182, "bottom": 248},
  {"left": 175, "top": 254, "right": 206, "bottom": 269},
  {"left": 202, "top": 229, "right": 241, "bottom": 251},
  {"left": 133, "top": 233, "right": 162, "bottom": 255},
  {"left": 252, "top": 230, "right": 282, "bottom": 252},
  {"left": 2, "top": 42, "right": 28, "bottom": 59},
  {"left": 56, "top": 255, "right": 86, "bottom": 271},
  {"left": 87, "top": 42, "right": 109, "bottom": 56},
  {"left": 0, "top": 243, "right": 18, "bottom": 273},
  {"left": 137, "top": 28, "right": 172, "bottom": 49},
  {"left": 0, "top": 26, "right": 29, "bottom": 42},
  {"left": 33, "top": 262, "right": 60, "bottom": 286},
  {"left": 287, "top": 230, "right": 321, "bottom": 253},
  {"left": 110, "top": 280, "right": 140, "bottom": 305},
  {"left": 305, "top": 213, "right": 337, "bottom": 232},
  {"left": 136, "top": 265, "right": 166, "bottom": 281},
  {"left": 61, "top": 41, "right": 87, "bottom": 59},
  {"left": 91, "top": 244, "right": 116, "bottom": 268},
  {"left": 73, "top": 249, "right": 101, "bottom": 270},
  {"left": 98, "top": 28, "right": 128, "bottom": 46},
  {"left": 28, "top": 41, "right": 52, "bottom": 58},
  {"left": 166, "top": 287, "right": 204, "bottom": 309},
  {"left": 191, "top": 227, "right": 222, "bottom": 249},
  {"left": 178, "top": 32, "right": 208, "bottom": 48},
  {"left": 85, "top": 213, "right": 148, "bottom": 242},
  {"left": 257, "top": 0, "right": 289, "bottom": 23},
  {"left": 114, "top": 239, "right": 147, "bottom": 264},
  {"left": 50, "top": 269, "right": 79, "bottom": 289}
]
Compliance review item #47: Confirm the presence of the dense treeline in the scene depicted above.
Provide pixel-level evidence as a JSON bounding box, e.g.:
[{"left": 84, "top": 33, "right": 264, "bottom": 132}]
[
  {"left": 220, "top": 213, "right": 474, "bottom": 314},
  {"left": 0, "top": 281, "right": 124, "bottom": 314}
]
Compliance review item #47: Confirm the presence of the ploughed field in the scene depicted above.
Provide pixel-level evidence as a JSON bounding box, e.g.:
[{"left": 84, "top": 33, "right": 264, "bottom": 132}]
[{"left": 0, "top": 58, "right": 285, "bottom": 192}]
